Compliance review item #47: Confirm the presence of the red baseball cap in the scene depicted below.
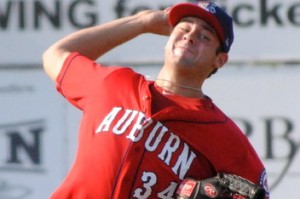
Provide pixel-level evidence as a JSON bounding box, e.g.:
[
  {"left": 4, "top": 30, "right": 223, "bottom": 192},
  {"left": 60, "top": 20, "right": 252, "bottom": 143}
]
[{"left": 169, "top": 2, "right": 234, "bottom": 53}]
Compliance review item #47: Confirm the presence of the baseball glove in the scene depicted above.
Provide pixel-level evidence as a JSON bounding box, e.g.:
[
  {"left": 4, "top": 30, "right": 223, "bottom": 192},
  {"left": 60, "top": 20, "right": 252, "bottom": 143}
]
[{"left": 176, "top": 173, "right": 266, "bottom": 199}]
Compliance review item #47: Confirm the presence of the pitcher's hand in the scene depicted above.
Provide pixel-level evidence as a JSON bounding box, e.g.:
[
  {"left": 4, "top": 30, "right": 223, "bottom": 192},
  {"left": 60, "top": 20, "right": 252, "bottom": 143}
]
[{"left": 137, "top": 8, "right": 172, "bottom": 36}]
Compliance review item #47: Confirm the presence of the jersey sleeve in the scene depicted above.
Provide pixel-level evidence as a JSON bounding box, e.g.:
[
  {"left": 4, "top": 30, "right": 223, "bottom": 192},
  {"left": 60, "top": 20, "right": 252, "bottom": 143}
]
[
  {"left": 55, "top": 52, "right": 122, "bottom": 110},
  {"left": 216, "top": 119, "right": 270, "bottom": 198}
]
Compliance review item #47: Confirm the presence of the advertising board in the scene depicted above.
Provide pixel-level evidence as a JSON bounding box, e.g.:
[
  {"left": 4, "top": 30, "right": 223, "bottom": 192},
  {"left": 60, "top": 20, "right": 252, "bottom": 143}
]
[{"left": 1, "top": 0, "right": 300, "bottom": 65}]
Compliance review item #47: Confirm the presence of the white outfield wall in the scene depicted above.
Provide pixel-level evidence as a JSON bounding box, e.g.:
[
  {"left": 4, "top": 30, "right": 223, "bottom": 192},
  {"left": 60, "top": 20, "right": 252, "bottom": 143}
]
[{"left": 0, "top": 0, "right": 300, "bottom": 198}]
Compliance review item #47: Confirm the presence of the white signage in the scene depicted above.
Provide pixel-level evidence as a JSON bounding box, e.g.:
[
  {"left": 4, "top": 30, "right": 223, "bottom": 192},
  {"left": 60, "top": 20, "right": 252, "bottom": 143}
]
[
  {"left": 0, "top": 0, "right": 300, "bottom": 65},
  {"left": 0, "top": 70, "right": 68, "bottom": 199}
]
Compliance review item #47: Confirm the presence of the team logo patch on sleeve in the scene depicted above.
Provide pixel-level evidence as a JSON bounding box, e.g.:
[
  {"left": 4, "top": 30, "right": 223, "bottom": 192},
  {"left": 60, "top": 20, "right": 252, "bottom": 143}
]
[{"left": 259, "top": 169, "right": 270, "bottom": 197}]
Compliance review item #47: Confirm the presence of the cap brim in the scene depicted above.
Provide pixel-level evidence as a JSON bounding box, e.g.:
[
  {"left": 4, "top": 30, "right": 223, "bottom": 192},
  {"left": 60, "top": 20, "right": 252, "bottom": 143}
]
[{"left": 169, "top": 3, "right": 224, "bottom": 42}]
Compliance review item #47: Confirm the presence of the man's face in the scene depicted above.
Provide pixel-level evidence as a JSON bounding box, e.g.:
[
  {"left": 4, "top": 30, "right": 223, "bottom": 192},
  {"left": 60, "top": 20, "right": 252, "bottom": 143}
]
[{"left": 164, "top": 17, "right": 225, "bottom": 78}]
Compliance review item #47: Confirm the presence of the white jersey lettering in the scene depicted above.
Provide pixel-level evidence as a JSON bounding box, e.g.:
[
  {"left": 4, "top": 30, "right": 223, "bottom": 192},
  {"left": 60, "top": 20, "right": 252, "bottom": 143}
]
[
  {"left": 95, "top": 107, "right": 198, "bottom": 180},
  {"left": 113, "top": 109, "right": 138, "bottom": 135},
  {"left": 95, "top": 107, "right": 122, "bottom": 133},
  {"left": 145, "top": 122, "right": 168, "bottom": 152},
  {"left": 158, "top": 133, "right": 180, "bottom": 165},
  {"left": 127, "top": 112, "right": 152, "bottom": 142},
  {"left": 172, "top": 143, "right": 196, "bottom": 180}
]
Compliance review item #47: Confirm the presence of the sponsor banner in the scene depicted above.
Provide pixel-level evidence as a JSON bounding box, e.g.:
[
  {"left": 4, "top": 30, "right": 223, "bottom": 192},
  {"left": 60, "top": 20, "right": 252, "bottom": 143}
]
[
  {"left": 223, "top": 0, "right": 300, "bottom": 62},
  {"left": 1, "top": 0, "right": 300, "bottom": 66},
  {"left": 0, "top": 69, "right": 68, "bottom": 199}
]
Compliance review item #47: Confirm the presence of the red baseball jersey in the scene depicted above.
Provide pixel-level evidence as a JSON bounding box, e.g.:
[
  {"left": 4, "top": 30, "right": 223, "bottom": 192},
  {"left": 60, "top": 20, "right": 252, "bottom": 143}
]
[{"left": 51, "top": 52, "right": 269, "bottom": 199}]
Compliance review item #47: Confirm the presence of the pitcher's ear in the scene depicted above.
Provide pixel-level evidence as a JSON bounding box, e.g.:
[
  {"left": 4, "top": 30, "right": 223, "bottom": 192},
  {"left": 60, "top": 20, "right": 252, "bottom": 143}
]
[{"left": 215, "top": 52, "right": 228, "bottom": 69}]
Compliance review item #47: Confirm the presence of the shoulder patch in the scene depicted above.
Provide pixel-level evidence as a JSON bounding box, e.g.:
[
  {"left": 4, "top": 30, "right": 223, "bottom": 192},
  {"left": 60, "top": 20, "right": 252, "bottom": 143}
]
[{"left": 259, "top": 169, "right": 270, "bottom": 197}]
